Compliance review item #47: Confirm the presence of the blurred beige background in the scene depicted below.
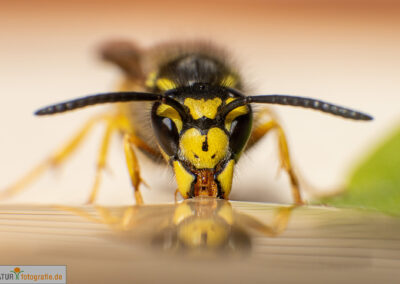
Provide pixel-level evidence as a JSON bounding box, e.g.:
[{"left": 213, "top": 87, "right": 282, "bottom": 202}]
[{"left": 0, "top": 0, "right": 399, "bottom": 205}]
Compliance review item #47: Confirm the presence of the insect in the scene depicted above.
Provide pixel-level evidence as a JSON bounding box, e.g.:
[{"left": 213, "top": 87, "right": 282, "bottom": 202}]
[{"left": 0, "top": 40, "right": 372, "bottom": 205}]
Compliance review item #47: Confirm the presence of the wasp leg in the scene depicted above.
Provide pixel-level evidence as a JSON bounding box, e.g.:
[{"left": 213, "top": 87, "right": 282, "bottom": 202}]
[
  {"left": 123, "top": 133, "right": 150, "bottom": 205},
  {"left": 87, "top": 114, "right": 158, "bottom": 204},
  {"left": 0, "top": 115, "right": 105, "bottom": 200},
  {"left": 249, "top": 111, "right": 303, "bottom": 205},
  {"left": 86, "top": 117, "right": 115, "bottom": 204}
]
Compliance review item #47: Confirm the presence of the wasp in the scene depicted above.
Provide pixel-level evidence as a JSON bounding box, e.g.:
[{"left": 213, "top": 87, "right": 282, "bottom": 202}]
[{"left": 0, "top": 40, "right": 372, "bottom": 205}]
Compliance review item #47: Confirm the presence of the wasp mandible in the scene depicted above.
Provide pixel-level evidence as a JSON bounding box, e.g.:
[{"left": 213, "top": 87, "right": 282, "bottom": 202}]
[{"left": 0, "top": 40, "right": 372, "bottom": 204}]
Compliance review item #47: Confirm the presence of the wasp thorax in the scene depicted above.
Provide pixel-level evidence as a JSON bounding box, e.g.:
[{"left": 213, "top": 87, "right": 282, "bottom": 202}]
[{"left": 179, "top": 128, "right": 229, "bottom": 169}]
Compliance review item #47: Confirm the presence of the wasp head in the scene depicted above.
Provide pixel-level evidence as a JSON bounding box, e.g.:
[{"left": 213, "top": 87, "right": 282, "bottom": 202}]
[{"left": 151, "top": 83, "right": 253, "bottom": 199}]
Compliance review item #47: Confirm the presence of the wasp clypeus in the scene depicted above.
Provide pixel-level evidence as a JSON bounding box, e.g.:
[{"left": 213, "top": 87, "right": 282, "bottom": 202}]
[{"left": 0, "top": 40, "right": 372, "bottom": 205}]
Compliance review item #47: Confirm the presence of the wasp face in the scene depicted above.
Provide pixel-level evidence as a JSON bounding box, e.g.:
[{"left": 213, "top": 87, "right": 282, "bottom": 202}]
[{"left": 151, "top": 83, "right": 252, "bottom": 199}]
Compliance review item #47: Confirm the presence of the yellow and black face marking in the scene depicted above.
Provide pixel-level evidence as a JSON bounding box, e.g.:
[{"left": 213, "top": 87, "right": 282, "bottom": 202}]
[
  {"left": 2, "top": 41, "right": 373, "bottom": 205},
  {"left": 151, "top": 83, "right": 253, "bottom": 199}
]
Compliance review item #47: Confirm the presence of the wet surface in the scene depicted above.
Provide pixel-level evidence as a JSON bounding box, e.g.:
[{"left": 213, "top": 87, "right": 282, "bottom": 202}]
[{"left": 0, "top": 198, "right": 400, "bottom": 283}]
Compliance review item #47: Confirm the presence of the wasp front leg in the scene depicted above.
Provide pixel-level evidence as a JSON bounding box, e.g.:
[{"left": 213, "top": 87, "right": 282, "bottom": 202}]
[
  {"left": 249, "top": 109, "right": 303, "bottom": 205},
  {"left": 86, "top": 114, "right": 141, "bottom": 203},
  {"left": 123, "top": 134, "right": 148, "bottom": 205},
  {"left": 89, "top": 114, "right": 158, "bottom": 205}
]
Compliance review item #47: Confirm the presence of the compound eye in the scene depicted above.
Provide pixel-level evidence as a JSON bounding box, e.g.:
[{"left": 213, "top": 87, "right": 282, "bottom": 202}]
[
  {"left": 229, "top": 112, "right": 252, "bottom": 158},
  {"left": 151, "top": 107, "right": 180, "bottom": 157}
]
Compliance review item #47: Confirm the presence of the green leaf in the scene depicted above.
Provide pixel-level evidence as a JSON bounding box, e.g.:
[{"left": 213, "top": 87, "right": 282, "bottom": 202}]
[{"left": 318, "top": 124, "right": 400, "bottom": 216}]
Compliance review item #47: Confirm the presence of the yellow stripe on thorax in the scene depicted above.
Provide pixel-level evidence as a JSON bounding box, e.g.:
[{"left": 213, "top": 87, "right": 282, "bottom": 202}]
[
  {"left": 221, "top": 74, "right": 238, "bottom": 88},
  {"left": 156, "top": 78, "right": 177, "bottom": 91},
  {"left": 145, "top": 72, "right": 177, "bottom": 91},
  {"left": 184, "top": 98, "right": 222, "bottom": 120}
]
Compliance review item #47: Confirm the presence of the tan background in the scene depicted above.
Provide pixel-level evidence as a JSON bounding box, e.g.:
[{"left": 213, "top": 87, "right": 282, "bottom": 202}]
[{"left": 0, "top": 0, "right": 399, "bottom": 204}]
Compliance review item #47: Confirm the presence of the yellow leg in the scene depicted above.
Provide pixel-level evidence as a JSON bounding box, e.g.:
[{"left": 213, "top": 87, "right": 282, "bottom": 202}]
[
  {"left": 0, "top": 115, "right": 104, "bottom": 200},
  {"left": 249, "top": 111, "right": 303, "bottom": 205},
  {"left": 123, "top": 134, "right": 148, "bottom": 205},
  {"left": 86, "top": 118, "right": 115, "bottom": 204},
  {"left": 0, "top": 112, "right": 157, "bottom": 204},
  {"left": 87, "top": 114, "right": 157, "bottom": 204}
]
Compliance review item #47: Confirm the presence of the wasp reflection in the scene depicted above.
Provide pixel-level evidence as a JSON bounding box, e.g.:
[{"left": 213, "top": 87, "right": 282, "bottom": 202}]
[{"left": 58, "top": 197, "right": 295, "bottom": 255}]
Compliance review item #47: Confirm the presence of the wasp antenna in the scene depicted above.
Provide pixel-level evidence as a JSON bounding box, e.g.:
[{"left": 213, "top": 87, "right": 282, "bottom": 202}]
[
  {"left": 223, "top": 88, "right": 372, "bottom": 121},
  {"left": 247, "top": 95, "right": 373, "bottom": 121},
  {"left": 34, "top": 92, "right": 162, "bottom": 115},
  {"left": 162, "top": 94, "right": 189, "bottom": 121}
]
